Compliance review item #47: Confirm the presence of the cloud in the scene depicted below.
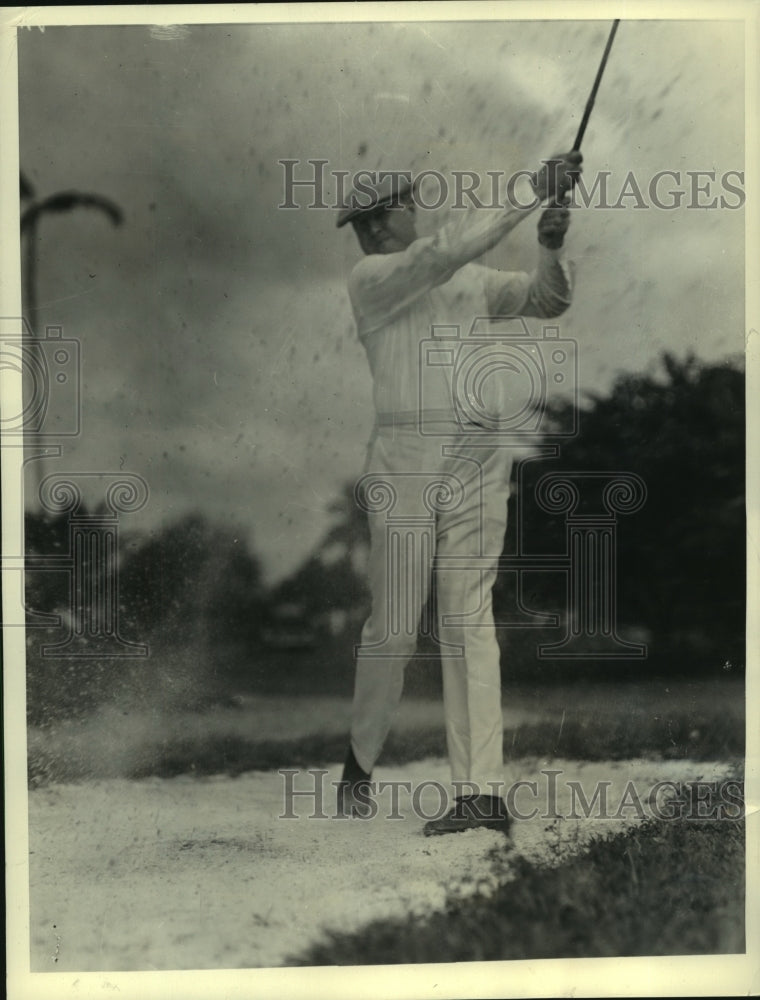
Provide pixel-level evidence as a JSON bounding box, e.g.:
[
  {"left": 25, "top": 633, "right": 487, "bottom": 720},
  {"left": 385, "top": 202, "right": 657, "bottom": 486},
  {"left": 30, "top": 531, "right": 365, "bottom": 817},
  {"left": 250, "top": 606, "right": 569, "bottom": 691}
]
[{"left": 15, "top": 17, "right": 746, "bottom": 580}]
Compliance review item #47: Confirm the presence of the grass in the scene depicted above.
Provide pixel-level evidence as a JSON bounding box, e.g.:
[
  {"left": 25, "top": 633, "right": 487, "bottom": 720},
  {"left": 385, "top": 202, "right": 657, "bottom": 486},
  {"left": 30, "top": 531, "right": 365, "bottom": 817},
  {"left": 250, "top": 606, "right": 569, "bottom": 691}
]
[
  {"left": 293, "top": 804, "right": 745, "bottom": 964},
  {"left": 24, "top": 674, "right": 746, "bottom": 966},
  {"left": 26, "top": 678, "right": 745, "bottom": 785}
]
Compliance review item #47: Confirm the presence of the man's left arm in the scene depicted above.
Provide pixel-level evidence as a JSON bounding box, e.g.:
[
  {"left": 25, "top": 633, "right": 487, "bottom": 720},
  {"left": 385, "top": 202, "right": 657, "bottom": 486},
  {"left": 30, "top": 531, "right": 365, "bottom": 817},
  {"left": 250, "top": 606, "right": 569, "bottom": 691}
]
[{"left": 485, "top": 205, "right": 575, "bottom": 319}]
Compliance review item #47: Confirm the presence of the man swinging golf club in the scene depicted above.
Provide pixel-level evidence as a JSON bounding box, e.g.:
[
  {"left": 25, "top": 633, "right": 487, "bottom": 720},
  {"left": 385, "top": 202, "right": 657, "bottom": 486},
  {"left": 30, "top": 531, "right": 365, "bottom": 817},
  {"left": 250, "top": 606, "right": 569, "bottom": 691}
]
[{"left": 335, "top": 149, "right": 582, "bottom": 836}]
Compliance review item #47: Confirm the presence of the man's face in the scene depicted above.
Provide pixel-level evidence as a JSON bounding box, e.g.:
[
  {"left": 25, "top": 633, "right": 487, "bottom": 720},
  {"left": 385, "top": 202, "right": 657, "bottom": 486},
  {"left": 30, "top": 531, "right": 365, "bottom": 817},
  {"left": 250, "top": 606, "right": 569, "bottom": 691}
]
[{"left": 363, "top": 194, "right": 417, "bottom": 253}]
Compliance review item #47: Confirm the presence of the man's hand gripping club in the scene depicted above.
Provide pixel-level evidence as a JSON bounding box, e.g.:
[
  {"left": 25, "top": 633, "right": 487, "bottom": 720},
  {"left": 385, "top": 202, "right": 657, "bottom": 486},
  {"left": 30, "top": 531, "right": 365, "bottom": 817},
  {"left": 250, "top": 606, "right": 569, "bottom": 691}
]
[{"left": 532, "top": 149, "right": 582, "bottom": 250}]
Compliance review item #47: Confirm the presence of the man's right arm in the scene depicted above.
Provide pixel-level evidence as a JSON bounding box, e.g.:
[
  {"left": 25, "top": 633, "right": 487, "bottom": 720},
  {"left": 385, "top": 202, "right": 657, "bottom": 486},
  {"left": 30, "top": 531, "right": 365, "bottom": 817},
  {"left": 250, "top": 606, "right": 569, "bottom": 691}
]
[
  {"left": 349, "top": 177, "right": 541, "bottom": 333},
  {"left": 349, "top": 153, "right": 581, "bottom": 333}
]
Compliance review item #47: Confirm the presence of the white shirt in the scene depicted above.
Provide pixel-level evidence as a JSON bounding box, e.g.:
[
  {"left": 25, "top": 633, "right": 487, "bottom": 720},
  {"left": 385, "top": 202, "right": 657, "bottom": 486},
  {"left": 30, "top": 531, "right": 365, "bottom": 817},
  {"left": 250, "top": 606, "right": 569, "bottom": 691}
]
[{"left": 348, "top": 201, "right": 574, "bottom": 425}]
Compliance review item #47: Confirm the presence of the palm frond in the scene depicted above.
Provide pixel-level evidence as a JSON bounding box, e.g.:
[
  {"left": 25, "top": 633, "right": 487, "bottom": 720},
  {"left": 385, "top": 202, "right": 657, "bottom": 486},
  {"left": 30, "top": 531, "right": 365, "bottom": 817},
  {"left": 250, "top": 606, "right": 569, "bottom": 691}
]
[{"left": 21, "top": 191, "right": 124, "bottom": 232}]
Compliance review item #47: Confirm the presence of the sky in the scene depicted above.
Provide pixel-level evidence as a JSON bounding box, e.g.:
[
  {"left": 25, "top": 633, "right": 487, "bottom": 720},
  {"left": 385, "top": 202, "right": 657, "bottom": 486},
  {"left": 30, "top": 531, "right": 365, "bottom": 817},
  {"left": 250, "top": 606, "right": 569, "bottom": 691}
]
[{"left": 13, "top": 14, "right": 746, "bottom": 582}]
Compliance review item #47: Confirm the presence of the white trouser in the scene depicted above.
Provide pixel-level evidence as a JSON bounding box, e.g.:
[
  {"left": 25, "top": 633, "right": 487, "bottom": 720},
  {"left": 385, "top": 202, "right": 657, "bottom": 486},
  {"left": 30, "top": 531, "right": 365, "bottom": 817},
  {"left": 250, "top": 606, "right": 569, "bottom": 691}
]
[{"left": 350, "top": 427, "right": 512, "bottom": 796}]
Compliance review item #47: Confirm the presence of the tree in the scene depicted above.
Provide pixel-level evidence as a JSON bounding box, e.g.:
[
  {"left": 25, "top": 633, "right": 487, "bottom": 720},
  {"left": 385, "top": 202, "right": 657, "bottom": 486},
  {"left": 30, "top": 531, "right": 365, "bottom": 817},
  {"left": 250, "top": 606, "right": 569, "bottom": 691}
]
[
  {"left": 118, "top": 512, "right": 265, "bottom": 651},
  {"left": 20, "top": 172, "right": 124, "bottom": 502},
  {"left": 502, "top": 352, "right": 745, "bottom": 673},
  {"left": 270, "top": 481, "right": 370, "bottom": 626},
  {"left": 21, "top": 174, "right": 123, "bottom": 323}
]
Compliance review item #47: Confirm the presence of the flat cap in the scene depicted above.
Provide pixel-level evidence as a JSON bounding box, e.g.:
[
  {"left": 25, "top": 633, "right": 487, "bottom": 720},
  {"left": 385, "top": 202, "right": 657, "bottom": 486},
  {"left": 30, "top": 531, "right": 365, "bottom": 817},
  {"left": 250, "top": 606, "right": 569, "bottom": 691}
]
[{"left": 336, "top": 172, "right": 414, "bottom": 228}]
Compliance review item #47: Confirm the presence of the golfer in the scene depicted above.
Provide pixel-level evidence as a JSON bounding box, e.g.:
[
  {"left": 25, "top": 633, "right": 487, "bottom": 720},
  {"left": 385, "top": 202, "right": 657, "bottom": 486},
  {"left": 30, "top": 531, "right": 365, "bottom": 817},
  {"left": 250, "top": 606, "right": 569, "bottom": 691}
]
[{"left": 336, "top": 152, "right": 581, "bottom": 835}]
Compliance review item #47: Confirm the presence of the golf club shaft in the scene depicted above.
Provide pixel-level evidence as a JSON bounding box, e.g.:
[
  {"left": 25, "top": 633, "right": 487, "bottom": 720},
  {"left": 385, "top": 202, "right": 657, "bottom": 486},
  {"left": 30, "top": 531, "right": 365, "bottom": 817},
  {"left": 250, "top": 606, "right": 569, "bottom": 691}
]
[
  {"left": 573, "top": 19, "right": 620, "bottom": 152},
  {"left": 550, "top": 19, "right": 620, "bottom": 209}
]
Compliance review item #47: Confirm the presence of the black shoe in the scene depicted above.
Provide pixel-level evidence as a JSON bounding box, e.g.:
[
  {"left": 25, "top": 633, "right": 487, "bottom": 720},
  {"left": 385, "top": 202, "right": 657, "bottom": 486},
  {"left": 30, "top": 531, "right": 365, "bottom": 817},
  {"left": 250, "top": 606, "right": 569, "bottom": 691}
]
[
  {"left": 336, "top": 746, "right": 373, "bottom": 818},
  {"left": 423, "top": 795, "right": 511, "bottom": 837},
  {"left": 337, "top": 781, "right": 373, "bottom": 818}
]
